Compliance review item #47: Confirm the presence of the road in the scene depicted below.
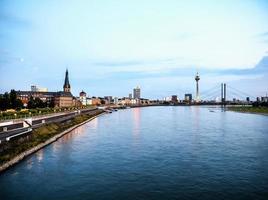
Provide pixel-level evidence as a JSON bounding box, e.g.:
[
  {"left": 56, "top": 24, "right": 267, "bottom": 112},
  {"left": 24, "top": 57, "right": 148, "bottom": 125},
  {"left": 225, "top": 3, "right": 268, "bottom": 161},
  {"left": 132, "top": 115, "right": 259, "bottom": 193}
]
[{"left": 0, "top": 108, "right": 99, "bottom": 143}]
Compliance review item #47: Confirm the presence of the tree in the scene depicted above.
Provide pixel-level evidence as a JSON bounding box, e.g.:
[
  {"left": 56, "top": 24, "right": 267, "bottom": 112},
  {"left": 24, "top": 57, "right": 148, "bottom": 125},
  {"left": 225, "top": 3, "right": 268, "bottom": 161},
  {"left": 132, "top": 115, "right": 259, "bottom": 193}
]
[
  {"left": 48, "top": 100, "right": 55, "bottom": 108},
  {"left": 27, "top": 96, "right": 35, "bottom": 109},
  {"left": 0, "top": 92, "right": 10, "bottom": 110},
  {"left": 27, "top": 96, "right": 47, "bottom": 109},
  {"left": 0, "top": 90, "right": 23, "bottom": 110},
  {"left": 35, "top": 97, "right": 46, "bottom": 108},
  {"left": 10, "top": 90, "right": 17, "bottom": 108},
  {"left": 9, "top": 89, "right": 23, "bottom": 109}
]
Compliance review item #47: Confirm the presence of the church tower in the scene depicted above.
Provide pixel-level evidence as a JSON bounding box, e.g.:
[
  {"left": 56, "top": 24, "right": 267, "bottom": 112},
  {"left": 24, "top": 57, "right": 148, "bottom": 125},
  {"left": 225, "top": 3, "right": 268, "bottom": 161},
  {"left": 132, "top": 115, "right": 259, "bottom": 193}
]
[{"left": 63, "top": 69, "right": 71, "bottom": 92}]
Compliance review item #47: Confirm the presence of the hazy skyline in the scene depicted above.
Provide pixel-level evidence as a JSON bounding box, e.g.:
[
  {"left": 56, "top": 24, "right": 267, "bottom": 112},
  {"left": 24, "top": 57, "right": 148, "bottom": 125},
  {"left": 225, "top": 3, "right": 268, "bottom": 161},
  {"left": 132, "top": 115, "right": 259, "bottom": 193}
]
[{"left": 1, "top": 0, "right": 268, "bottom": 99}]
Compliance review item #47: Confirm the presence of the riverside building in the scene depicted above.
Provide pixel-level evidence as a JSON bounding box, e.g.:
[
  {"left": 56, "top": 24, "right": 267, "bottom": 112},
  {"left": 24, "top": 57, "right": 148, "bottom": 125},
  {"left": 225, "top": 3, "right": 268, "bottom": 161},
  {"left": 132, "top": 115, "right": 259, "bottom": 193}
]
[
  {"left": 17, "top": 69, "right": 74, "bottom": 108},
  {"left": 133, "top": 86, "right": 141, "bottom": 99}
]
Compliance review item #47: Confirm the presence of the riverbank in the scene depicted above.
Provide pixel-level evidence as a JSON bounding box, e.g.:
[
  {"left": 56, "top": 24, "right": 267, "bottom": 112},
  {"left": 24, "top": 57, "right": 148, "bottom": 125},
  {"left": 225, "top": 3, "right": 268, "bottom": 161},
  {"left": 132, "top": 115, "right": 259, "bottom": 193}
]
[
  {"left": 0, "top": 110, "right": 105, "bottom": 173},
  {"left": 228, "top": 106, "right": 268, "bottom": 115}
]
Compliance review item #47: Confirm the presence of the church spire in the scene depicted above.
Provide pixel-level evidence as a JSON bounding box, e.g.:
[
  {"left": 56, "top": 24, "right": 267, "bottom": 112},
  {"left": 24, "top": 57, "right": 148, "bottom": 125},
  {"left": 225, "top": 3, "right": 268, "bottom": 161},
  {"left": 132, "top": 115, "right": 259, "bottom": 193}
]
[{"left": 63, "top": 69, "right": 71, "bottom": 92}]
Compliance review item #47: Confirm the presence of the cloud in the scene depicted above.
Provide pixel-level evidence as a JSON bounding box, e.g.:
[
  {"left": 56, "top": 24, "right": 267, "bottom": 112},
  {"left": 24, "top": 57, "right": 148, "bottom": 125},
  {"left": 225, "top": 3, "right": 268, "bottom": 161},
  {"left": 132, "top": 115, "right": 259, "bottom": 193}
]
[
  {"left": 255, "top": 31, "right": 268, "bottom": 43},
  {"left": 91, "top": 57, "right": 200, "bottom": 73},
  {"left": 95, "top": 56, "right": 268, "bottom": 83},
  {"left": 257, "top": 32, "right": 268, "bottom": 38}
]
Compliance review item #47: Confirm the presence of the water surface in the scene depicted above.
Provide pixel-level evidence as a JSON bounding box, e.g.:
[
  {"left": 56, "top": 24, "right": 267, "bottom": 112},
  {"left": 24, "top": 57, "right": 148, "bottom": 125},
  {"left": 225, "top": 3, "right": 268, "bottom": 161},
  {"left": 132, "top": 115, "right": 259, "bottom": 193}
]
[{"left": 1, "top": 106, "right": 268, "bottom": 200}]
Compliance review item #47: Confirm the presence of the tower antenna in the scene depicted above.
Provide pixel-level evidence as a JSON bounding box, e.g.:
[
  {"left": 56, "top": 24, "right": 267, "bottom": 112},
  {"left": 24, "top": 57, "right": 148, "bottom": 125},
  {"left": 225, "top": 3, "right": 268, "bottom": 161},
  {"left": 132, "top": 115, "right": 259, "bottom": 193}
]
[{"left": 195, "top": 70, "right": 200, "bottom": 102}]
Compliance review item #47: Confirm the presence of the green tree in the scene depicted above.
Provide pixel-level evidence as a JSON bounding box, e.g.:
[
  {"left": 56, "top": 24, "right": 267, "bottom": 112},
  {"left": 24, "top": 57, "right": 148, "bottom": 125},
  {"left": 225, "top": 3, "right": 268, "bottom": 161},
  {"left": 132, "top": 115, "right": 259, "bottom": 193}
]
[
  {"left": 27, "top": 96, "right": 46, "bottom": 109},
  {"left": 0, "top": 92, "right": 10, "bottom": 110},
  {"left": 35, "top": 97, "right": 46, "bottom": 108},
  {"left": 27, "top": 96, "right": 35, "bottom": 109},
  {"left": 10, "top": 90, "right": 17, "bottom": 108},
  {"left": 9, "top": 89, "right": 23, "bottom": 109}
]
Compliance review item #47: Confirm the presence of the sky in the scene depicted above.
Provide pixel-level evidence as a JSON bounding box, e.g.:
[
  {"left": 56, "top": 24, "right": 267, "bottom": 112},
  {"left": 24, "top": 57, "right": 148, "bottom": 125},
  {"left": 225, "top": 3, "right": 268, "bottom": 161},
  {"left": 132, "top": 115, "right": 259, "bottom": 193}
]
[{"left": 0, "top": 0, "right": 268, "bottom": 100}]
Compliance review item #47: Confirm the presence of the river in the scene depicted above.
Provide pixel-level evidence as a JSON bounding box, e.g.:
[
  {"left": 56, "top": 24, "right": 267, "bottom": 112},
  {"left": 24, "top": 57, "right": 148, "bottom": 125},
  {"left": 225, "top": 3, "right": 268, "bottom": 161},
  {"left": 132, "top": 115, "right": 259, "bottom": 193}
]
[{"left": 1, "top": 106, "right": 268, "bottom": 200}]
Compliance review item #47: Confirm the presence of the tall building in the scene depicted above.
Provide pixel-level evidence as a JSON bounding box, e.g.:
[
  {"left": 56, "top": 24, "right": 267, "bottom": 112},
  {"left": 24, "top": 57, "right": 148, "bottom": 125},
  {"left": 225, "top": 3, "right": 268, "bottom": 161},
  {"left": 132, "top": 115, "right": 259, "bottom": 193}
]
[
  {"left": 133, "top": 86, "right": 141, "bottom": 99},
  {"left": 195, "top": 72, "right": 200, "bottom": 102},
  {"left": 185, "top": 94, "right": 192, "bottom": 102},
  {"left": 17, "top": 69, "right": 74, "bottom": 108},
  {"left": 63, "top": 69, "right": 71, "bottom": 92}
]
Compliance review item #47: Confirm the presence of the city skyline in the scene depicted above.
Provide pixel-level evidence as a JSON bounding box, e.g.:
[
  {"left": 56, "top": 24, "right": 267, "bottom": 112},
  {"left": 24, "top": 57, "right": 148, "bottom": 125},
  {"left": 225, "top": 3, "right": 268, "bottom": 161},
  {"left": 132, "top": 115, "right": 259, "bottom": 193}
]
[{"left": 1, "top": 0, "right": 268, "bottom": 98}]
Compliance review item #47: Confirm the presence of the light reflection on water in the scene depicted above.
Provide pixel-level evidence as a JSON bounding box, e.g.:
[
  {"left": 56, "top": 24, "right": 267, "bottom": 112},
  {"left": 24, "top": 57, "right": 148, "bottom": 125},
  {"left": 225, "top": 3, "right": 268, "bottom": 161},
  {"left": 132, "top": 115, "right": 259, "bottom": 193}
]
[
  {"left": 132, "top": 108, "right": 141, "bottom": 143},
  {"left": 1, "top": 106, "right": 268, "bottom": 200}
]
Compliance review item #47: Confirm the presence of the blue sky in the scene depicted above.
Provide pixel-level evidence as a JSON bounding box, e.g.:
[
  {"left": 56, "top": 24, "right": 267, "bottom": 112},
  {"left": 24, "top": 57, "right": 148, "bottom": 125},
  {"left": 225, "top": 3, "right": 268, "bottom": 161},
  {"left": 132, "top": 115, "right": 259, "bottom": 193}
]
[{"left": 0, "top": 0, "right": 268, "bottom": 99}]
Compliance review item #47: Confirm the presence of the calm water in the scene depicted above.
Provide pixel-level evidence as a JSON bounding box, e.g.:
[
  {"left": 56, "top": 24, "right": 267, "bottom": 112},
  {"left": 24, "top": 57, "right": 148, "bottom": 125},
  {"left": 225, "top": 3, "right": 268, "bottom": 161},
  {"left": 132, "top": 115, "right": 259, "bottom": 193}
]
[{"left": 1, "top": 106, "right": 268, "bottom": 200}]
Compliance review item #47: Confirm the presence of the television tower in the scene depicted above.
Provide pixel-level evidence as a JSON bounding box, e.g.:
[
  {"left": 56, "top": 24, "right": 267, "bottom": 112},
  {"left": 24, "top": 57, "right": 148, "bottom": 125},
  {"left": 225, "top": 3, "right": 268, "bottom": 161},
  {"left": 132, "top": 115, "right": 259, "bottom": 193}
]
[{"left": 195, "top": 72, "right": 200, "bottom": 102}]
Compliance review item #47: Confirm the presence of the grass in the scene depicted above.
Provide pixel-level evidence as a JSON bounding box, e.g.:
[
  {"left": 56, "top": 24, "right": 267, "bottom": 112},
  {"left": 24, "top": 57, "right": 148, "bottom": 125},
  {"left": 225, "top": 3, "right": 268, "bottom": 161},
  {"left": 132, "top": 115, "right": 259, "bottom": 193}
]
[
  {"left": 228, "top": 106, "right": 268, "bottom": 114},
  {"left": 0, "top": 110, "right": 104, "bottom": 165}
]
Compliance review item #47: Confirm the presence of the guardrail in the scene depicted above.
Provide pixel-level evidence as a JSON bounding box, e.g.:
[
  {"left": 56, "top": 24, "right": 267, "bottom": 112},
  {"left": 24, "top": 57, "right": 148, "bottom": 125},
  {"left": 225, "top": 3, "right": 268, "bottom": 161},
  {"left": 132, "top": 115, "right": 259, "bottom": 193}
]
[
  {"left": 0, "top": 106, "right": 97, "bottom": 122},
  {"left": 0, "top": 108, "right": 100, "bottom": 143}
]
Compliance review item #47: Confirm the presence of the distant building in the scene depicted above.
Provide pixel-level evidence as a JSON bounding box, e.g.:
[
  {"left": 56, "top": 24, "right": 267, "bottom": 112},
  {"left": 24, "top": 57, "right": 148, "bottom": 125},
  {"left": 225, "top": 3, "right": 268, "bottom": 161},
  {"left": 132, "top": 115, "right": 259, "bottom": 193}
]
[
  {"left": 129, "top": 93, "right": 132, "bottom": 99},
  {"left": 140, "top": 98, "right": 150, "bottom": 105},
  {"left": 79, "top": 90, "right": 87, "bottom": 105},
  {"left": 31, "top": 85, "right": 37, "bottom": 92},
  {"left": 86, "top": 97, "right": 91, "bottom": 105},
  {"left": 113, "top": 97, "right": 118, "bottom": 105},
  {"left": 54, "top": 91, "right": 73, "bottom": 107},
  {"left": 164, "top": 97, "right": 171, "bottom": 102},
  {"left": 261, "top": 96, "right": 268, "bottom": 102},
  {"left": 185, "top": 94, "right": 192, "bottom": 102},
  {"left": 171, "top": 95, "right": 178, "bottom": 103},
  {"left": 133, "top": 86, "right": 141, "bottom": 99},
  {"left": 104, "top": 96, "right": 113, "bottom": 104},
  {"left": 17, "top": 69, "right": 74, "bottom": 108},
  {"left": 87, "top": 97, "right": 101, "bottom": 105},
  {"left": 118, "top": 97, "right": 132, "bottom": 106},
  {"left": 17, "top": 91, "right": 55, "bottom": 106},
  {"left": 31, "top": 85, "right": 48, "bottom": 92},
  {"left": 52, "top": 69, "right": 73, "bottom": 107}
]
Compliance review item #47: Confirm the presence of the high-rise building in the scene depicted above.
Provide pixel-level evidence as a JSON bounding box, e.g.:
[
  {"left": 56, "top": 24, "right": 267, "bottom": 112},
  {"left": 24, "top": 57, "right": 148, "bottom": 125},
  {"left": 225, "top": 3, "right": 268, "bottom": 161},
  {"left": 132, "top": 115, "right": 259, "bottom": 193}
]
[
  {"left": 129, "top": 93, "right": 132, "bottom": 99},
  {"left": 185, "top": 94, "right": 192, "bottom": 102},
  {"left": 195, "top": 72, "right": 200, "bottom": 102},
  {"left": 133, "top": 86, "right": 141, "bottom": 99}
]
